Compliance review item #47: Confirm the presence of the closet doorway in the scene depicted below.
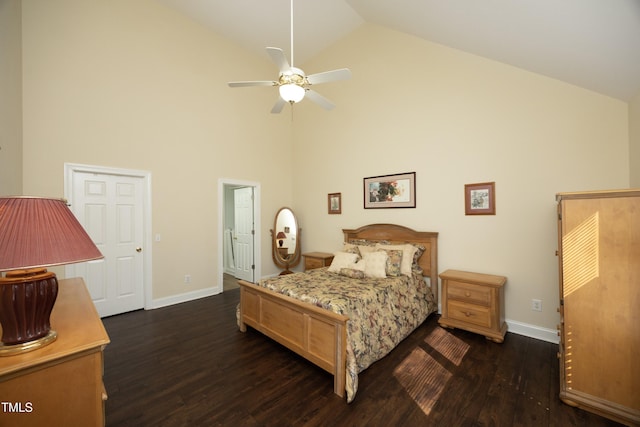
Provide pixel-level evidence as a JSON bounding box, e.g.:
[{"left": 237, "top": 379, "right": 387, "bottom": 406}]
[
  {"left": 64, "top": 163, "right": 152, "bottom": 317},
  {"left": 219, "top": 179, "right": 261, "bottom": 291}
]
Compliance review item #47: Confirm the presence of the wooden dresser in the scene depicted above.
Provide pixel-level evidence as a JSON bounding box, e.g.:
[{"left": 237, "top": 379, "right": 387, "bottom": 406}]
[
  {"left": 556, "top": 189, "right": 640, "bottom": 426},
  {"left": 438, "top": 269, "right": 507, "bottom": 343},
  {"left": 0, "top": 278, "right": 110, "bottom": 426},
  {"left": 303, "top": 252, "right": 334, "bottom": 271}
]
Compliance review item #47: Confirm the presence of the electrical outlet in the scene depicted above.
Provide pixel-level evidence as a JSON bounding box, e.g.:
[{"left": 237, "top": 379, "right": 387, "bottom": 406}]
[
  {"left": 184, "top": 274, "right": 191, "bottom": 284},
  {"left": 531, "top": 299, "right": 542, "bottom": 312}
]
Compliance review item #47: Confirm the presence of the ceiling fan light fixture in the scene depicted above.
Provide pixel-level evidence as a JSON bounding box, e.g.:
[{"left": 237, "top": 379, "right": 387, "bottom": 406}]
[
  {"left": 227, "top": 0, "right": 350, "bottom": 113},
  {"left": 279, "top": 83, "right": 305, "bottom": 103}
]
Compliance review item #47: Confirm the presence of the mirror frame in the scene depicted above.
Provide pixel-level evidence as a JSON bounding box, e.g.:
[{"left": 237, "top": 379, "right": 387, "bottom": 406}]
[{"left": 271, "top": 207, "right": 301, "bottom": 274}]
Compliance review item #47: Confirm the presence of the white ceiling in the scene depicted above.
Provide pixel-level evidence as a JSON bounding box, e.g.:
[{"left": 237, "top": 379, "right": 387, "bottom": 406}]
[{"left": 158, "top": 0, "right": 640, "bottom": 101}]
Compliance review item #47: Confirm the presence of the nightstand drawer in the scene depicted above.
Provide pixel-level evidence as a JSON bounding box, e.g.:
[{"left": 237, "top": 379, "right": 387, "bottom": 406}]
[
  {"left": 306, "top": 257, "right": 326, "bottom": 270},
  {"left": 448, "top": 300, "right": 491, "bottom": 328},
  {"left": 447, "top": 280, "right": 491, "bottom": 306},
  {"left": 303, "top": 252, "right": 334, "bottom": 271}
]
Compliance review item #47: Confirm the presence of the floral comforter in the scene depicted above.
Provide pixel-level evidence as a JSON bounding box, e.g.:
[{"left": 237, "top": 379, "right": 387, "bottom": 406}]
[{"left": 256, "top": 267, "right": 437, "bottom": 402}]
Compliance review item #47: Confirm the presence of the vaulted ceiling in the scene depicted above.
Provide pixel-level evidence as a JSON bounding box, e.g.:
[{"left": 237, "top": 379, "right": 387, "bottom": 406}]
[{"left": 158, "top": 0, "right": 640, "bottom": 101}]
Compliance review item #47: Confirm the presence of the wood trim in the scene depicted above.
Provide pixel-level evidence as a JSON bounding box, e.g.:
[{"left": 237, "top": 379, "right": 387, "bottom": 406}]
[
  {"left": 556, "top": 188, "right": 640, "bottom": 201},
  {"left": 238, "top": 280, "right": 348, "bottom": 397}
]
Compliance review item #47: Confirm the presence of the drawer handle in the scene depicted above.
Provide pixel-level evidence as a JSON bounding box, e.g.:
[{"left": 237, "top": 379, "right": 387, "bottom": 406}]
[
  {"left": 464, "top": 311, "right": 472, "bottom": 317},
  {"left": 465, "top": 292, "right": 471, "bottom": 297}
]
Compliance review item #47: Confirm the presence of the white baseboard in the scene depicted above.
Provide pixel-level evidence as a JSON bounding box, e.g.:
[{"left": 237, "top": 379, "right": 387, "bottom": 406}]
[
  {"left": 506, "top": 318, "right": 559, "bottom": 344},
  {"left": 151, "top": 286, "right": 221, "bottom": 310}
]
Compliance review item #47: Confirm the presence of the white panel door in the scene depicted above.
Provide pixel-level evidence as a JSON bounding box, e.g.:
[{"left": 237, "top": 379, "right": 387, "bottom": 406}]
[
  {"left": 234, "top": 187, "right": 255, "bottom": 282},
  {"left": 67, "top": 171, "right": 145, "bottom": 317}
]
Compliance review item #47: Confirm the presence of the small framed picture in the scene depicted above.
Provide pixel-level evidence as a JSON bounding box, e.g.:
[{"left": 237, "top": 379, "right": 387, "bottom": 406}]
[
  {"left": 364, "top": 172, "right": 416, "bottom": 209},
  {"left": 328, "top": 193, "right": 341, "bottom": 214},
  {"left": 465, "top": 182, "right": 495, "bottom": 215}
]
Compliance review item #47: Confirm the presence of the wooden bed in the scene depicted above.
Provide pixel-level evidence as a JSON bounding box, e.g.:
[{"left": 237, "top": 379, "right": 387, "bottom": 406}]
[{"left": 237, "top": 224, "right": 438, "bottom": 399}]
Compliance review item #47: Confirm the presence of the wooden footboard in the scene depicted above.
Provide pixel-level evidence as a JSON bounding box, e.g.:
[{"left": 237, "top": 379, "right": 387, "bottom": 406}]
[
  {"left": 237, "top": 223, "right": 438, "bottom": 401},
  {"left": 237, "top": 280, "right": 349, "bottom": 398}
]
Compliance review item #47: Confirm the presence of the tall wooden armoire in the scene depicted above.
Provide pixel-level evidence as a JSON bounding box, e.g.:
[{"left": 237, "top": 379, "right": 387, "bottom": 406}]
[{"left": 556, "top": 189, "right": 640, "bottom": 426}]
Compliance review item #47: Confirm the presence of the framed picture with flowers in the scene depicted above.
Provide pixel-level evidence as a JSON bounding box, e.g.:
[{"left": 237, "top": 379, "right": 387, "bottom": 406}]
[
  {"left": 464, "top": 182, "right": 495, "bottom": 215},
  {"left": 364, "top": 172, "right": 416, "bottom": 209}
]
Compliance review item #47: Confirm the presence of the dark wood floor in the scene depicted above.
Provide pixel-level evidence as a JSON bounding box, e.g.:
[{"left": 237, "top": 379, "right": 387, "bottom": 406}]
[{"left": 102, "top": 289, "right": 623, "bottom": 427}]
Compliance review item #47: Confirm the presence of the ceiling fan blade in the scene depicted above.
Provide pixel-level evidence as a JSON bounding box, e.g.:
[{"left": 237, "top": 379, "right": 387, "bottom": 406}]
[
  {"left": 270, "top": 97, "right": 287, "bottom": 114},
  {"left": 228, "top": 81, "right": 276, "bottom": 88},
  {"left": 305, "top": 90, "right": 335, "bottom": 111},
  {"left": 306, "top": 68, "right": 352, "bottom": 85},
  {"left": 266, "top": 47, "right": 290, "bottom": 73}
]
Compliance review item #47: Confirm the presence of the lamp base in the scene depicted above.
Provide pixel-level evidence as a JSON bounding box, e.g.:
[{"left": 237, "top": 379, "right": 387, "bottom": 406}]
[
  {"left": 0, "top": 268, "right": 59, "bottom": 356},
  {"left": 0, "top": 330, "right": 57, "bottom": 356}
]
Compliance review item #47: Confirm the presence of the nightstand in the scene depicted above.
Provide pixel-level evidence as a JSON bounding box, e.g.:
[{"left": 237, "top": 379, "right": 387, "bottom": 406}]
[
  {"left": 303, "top": 252, "right": 334, "bottom": 271},
  {"left": 438, "top": 269, "right": 507, "bottom": 343}
]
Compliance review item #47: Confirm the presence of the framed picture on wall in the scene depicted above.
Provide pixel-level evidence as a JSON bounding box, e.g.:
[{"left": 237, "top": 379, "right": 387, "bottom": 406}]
[
  {"left": 465, "top": 182, "right": 495, "bottom": 215},
  {"left": 364, "top": 172, "right": 416, "bottom": 209},
  {"left": 328, "top": 193, "right": 341, "bottom": 214}
]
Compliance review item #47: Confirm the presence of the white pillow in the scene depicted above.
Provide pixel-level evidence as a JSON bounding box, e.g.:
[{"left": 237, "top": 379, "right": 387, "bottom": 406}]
[
  {"left": 375, "top": 243, "right": 418, "bottom": 277},
  {"left": 357, "top": 245, "right": 377, "bottom": 256},
  {"left": 362, "top": 251, "right": 388, "bottom": 278},
  {"left": 353, "top": 259, "right": 366, "bottom": 272},
  {"left": 327, "top": 251, "right": 359, "bottom": 273}
]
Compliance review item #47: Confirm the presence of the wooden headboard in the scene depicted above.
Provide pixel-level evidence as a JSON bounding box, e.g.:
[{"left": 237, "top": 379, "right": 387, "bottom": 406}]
[{"left": 342, "top": 224, "right": 439, "bottom": 301}]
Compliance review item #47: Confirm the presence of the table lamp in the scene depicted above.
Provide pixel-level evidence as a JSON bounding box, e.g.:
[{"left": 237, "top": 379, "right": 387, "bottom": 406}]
[
  {"left": 0, "top": 196, "right": 103, "bottom": 356},
  {"left": 276, "top": 231, "right": 286, "bottom": 247}
]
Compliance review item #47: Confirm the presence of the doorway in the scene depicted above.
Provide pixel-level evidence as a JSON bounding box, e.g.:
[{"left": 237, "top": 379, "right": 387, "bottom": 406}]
[
  {"left": 218, "top": 179, "right": 261, "bottom": 289},
  {"left": 64, "top": 163, "right": 152, "bottom": 317}
]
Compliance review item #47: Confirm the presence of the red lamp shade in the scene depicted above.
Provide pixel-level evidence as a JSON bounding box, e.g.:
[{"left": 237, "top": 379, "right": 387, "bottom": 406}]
[
  {"left": 0, "top": 197, "right": 103, "bottom": 270},
  {"left": 0, "top": 197, "right": 103, "bottom": 355}
]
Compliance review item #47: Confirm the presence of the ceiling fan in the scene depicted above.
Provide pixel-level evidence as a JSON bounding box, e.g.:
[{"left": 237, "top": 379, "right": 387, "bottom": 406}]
[{"left": 227, "top": 0, "right": 352, "bottom": 114}]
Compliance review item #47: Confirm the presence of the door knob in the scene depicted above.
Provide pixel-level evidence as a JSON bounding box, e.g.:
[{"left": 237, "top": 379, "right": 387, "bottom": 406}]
[{"left": 136, "top": 247, "right": 142, "bottom": 253}]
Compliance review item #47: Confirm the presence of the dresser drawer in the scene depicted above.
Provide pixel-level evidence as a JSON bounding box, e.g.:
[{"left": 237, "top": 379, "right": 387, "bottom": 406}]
[
  {"left": 447, "top": 300, "right": 491, "bottom": 328},
  {"left": 447, "top": 280, "right": 491, "bottom": 306}
]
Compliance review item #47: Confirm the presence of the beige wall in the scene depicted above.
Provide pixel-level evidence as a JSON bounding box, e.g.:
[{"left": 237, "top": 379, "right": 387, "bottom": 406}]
[
  {"left": 0, "top": 0, "right": 23, "bottom": 196},
  {"left": 630, "top": 91, "right": 640, "bottom": 187},
  {"left": 21, "top": 0, "right": 291, "bottom": 299},
  {"left": 292, "top": 24, "right": 629, "bottom": 332},
  {"left": 14, "top": 2, "right": 635, "bottom": 337}
]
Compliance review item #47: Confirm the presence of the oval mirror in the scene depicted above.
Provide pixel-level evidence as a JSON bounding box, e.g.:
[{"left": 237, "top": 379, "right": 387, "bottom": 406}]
[{"left": 271, "top": 207, "right": 301, "bottom": 274}]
